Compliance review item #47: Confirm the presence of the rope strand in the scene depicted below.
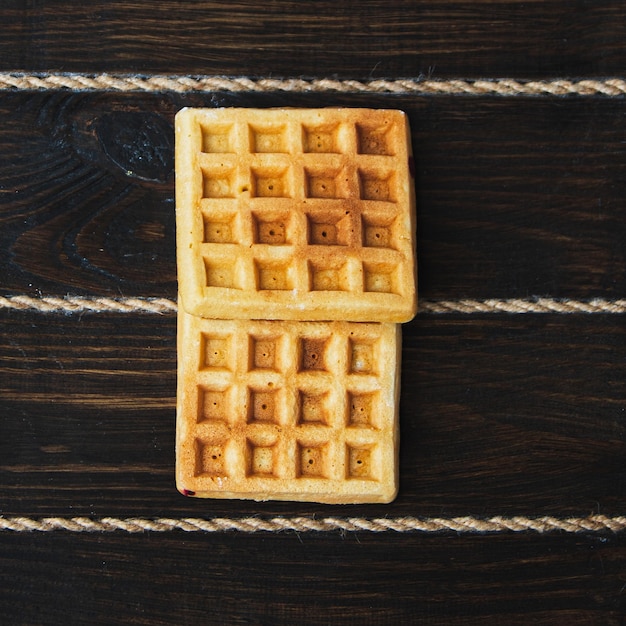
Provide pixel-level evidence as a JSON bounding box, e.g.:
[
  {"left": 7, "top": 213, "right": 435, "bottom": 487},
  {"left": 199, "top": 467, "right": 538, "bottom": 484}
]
[
  {"left": 419, "top": 297, "right": 626, "bottom": 314},
  {"left": 0, "top": 295, "right": 624, "bottom": 315},
  {"left": 0, "top": 514, "right": 624, "bottom": 534},
  {"left": 0, "top": 295, "right": 178, "bottom": 314},
  {"left": 1, "top": 73, "right": 625, "bottom": 96}
]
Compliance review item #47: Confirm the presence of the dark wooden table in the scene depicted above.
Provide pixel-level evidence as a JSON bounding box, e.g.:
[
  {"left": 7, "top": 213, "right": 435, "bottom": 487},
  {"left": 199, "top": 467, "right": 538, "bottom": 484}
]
[{"left": 1, "top": 2, "right": 625, "bottom": 624}]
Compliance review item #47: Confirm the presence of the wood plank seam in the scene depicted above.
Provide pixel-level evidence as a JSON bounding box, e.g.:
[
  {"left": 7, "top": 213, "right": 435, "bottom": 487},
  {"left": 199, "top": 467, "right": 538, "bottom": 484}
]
[
  {"left": 1, "top": 296, "right": 624, "bottom": 314},
  {"left": 0, "top": 514, "right": 624, "bottom": 534},
  {"left": 1, "top": 73, "right": 626, "bottom": 96}
]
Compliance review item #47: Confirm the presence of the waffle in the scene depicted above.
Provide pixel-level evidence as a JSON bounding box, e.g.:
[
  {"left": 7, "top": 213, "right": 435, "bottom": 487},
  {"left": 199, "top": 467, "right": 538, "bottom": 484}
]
[
  {"left": 175, "top": 107, "right": 417, "bottom": 323},
  {"left": 176, "top": 305, "right": 401, "bottom": 503}
]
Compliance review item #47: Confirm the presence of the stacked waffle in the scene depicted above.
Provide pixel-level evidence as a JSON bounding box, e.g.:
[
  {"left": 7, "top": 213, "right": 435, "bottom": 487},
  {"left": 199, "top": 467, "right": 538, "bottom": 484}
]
[{"left": 175, "top": 108, "right": 416, "bottom": 503}]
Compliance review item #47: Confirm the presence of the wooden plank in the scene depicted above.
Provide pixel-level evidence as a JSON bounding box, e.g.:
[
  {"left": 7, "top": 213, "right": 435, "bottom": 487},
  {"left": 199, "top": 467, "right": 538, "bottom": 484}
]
[
  {"left": 0, "top": 531, "right": 624, "bottom": 625},
  {"left": 1, "top": 310, "right": 623, "bottom": 518},
  {"left": 1, "top": 91, "right": 625, "bottom": 301},
  {"left": 2, "top": 1, "right": 625, "bottom": 79}
]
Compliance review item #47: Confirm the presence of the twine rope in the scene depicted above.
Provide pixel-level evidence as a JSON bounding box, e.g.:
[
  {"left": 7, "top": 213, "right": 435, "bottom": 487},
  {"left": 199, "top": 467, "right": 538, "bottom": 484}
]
[
  {"left": 419, "top": 297, "right": 626, "bottom": 314},
  {"left": 0, "top": 295, "right": 178, "bottom": 314},
  {"left": 1, "top": 73, "right": 626, "bottom": 97},
  {"left": 1, "top": 295, "right": 624, "bottom": 315},
  {"left": 0, "top": 514, "right": 624, "bottom": 534}
]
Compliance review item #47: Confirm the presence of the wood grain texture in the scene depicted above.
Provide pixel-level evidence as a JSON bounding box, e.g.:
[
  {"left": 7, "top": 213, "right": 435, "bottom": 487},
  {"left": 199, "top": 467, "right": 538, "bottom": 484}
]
[
  {"left": 0, "top": 532, "right": 625, "bottom": 625},
  {"left": 2, "top": 1, "right": 626, "bottom": 79},
  {"left": 1, "top": 91, "right": 625, "bottom": 300}
]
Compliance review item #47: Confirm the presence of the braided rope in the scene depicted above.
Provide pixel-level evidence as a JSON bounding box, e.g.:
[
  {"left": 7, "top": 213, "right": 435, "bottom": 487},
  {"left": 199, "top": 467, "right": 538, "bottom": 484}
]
[
  {"left": 1, "top": 295, "right": 624, "bottom": 315},
  {"left": 419, "top": 297, "right": 626, "bottom": 314},
  {"left": 0, "top": 295, "right": 178, "bottom": 314},
  {"left": 1, "top": 73, "right": 626, "bottom": 97},
  {"left": 0, "top": 514, "right": 624, "bottom": 534}
]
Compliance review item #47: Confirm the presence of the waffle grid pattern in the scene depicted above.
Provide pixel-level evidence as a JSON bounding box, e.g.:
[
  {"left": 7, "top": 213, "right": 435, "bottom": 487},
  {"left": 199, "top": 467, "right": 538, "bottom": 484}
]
[
  {"left": 177, "top": 312, "right": 399, "bottom": 503},
  {"left": 176, "top": 107, "right": 416, "bottom": 322}
]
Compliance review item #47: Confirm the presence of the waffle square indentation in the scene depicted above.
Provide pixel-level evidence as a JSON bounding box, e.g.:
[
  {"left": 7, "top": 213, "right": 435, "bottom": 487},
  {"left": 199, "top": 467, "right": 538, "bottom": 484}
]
[
  {"left": 202, "top": 166, "right": 236, "bottom": 198},
  {"left": 197, "top": 386, "right": 231, "bottom": 423},
  {"left": 246, "top": 438, "right": 278, "bottom": 477},
  {"left": 248, "top": 388, "right": 280, "bottom": 424},
  {"left": 195, "top": 440, "right": 228, "bottom": 477},
  {"left": 356, "top": 122, "right": 395, "bottom": 155},
  {"left": 200, "top": 123, "right": 234, "bottom": 153},
  {"left": 201, "top": 334, "right": 233, "bottom": 370},
  {"left": 203, "top": 211, "right": 238, "bottom": 244},
  {"left": 358, "top": 170, "right": 396, "bottom": 202},
  {"left": 298, "top": 390, "right": 330, "bottom": 425},
  {"left": 305, "top": 167, "right": 348, "bottom": 199},
  {"left": 302, "top": 123, "right": 341, "bottom": 153},
  {"left": 349, "top": 339, "right": 376, "bottom": 374},
  {"left": 362, "top": 214, "right": 396, "bottom": 249},
  {"left": 363, "top": 262, "right": 400, "bottom": 294},
  {"left": 309, "top": 260, "right": 350, "bottom": 292},
  {"left": 255, "top": 260, "right": 294, "bottom": 290},
  {"left": 252, "top": 211, "right": 291, "bottom": 245},
  {"left": 204, "top": 259, "right": 240, "bottom": 289},
  {"left": 297, "top": 442, "right": 328, "bottom": 478},
  {"left": 347, "top": 444, "right": 375, "bottom": 479},
  {"left": 250, "top": 124, "right": 288, "bottom": 153},
  {"left": 251, "top": 166, "right": 291, "bottom": 197},
  {"left": 348, "top": 391, "right": 378, "bottom": 427},
  {"left": 306, "top": 210, "right": 352, "bottom": 246},
  {"left": 250, "top": 335, "right": 280, "bottom": 371},
  {"left": 299, "top": 337, "right": 330, "bottom": 372}
]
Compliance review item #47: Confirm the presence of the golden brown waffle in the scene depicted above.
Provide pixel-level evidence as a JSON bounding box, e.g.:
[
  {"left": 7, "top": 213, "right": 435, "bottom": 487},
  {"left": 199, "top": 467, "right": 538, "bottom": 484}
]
[
  {"left": 176, "top": 306, "right": 401, "bottom": 503},
  {"left": 175, "top": 107, "right": 416, "bottom": 323}
]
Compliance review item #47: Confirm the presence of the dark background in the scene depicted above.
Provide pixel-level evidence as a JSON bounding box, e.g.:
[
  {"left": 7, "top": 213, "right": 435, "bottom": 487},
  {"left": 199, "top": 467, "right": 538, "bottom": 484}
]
[{"left": 1, "top": 2, "right": 625, "bottom": 624}]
